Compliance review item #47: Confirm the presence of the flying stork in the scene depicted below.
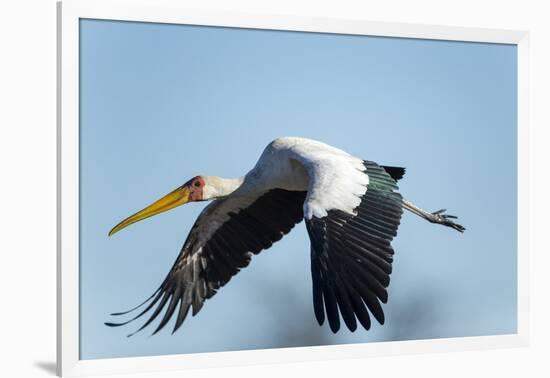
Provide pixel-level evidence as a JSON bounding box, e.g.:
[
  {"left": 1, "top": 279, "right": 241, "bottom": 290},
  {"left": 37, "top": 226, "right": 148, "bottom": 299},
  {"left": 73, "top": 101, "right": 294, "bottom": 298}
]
[{"left": 106, "top": 137, "right": 464, "bottom": 336}]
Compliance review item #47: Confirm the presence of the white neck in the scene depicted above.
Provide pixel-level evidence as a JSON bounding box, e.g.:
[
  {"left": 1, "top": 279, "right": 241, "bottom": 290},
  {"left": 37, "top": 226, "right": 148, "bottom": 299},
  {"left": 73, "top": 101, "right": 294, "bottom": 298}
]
[{"left": 202, "top": 176, "right": 244, "bottom": 200}]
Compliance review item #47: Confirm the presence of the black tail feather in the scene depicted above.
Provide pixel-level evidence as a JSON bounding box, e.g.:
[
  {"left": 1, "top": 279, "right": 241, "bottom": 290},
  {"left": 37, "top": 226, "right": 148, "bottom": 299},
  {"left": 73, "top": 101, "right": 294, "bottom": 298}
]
[{"left": 380, "top": 166, "right": 406, "bottom": 181}]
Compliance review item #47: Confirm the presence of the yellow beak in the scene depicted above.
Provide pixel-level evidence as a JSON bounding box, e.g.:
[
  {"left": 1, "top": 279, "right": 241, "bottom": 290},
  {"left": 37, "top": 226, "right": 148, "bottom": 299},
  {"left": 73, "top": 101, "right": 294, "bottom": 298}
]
[{"left": 108, "top": 186, "right": 191, "bottom": 237}]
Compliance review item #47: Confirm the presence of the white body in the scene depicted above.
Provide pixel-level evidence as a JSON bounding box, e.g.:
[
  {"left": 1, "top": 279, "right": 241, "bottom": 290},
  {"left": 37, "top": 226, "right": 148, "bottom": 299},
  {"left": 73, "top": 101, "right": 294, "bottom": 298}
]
[
  {"left": 197, "top": 137, "right": 370, "bottom": 245},
  {"left": 206, "top": 137, "right": 369, "bottom": 215},
  {"left": 248, "top": 137, "right": 369, "bottom": 219}
]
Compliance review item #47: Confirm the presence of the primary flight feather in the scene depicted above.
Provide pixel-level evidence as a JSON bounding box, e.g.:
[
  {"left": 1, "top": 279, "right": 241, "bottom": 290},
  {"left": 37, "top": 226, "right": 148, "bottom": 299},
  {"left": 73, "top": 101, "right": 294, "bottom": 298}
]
[{"left": 106, "top": 137, "right": 464, "bottom": 336}]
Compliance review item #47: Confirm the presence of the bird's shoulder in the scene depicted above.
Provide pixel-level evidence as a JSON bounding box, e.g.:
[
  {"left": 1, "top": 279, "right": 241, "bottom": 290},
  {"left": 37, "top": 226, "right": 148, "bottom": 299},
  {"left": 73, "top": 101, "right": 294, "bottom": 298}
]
[
  {"left": 266, "top": 137, "right": 349, "bottom": 156},
  {"left": 262, "top": 137, "right": 361, "bottom": 172}
]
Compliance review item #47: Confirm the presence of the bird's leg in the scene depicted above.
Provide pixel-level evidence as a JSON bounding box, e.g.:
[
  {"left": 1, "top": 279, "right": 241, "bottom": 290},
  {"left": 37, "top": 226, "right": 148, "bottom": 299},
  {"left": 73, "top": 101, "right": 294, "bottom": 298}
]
[{"left": 402, "top": 199, "right": 465, "bottom": 233}]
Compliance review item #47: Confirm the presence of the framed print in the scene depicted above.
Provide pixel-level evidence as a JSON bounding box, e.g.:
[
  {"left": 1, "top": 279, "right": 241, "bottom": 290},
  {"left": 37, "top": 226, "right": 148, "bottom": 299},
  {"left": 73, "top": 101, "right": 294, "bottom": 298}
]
[{"left": 57, "top": 0, "right": 529, "bottom": 376}]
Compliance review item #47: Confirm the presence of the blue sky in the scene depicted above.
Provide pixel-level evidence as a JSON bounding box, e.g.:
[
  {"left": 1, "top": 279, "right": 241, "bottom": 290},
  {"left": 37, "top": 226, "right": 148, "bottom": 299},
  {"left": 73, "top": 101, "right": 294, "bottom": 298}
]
[{"left": 79, "top": 19, "right": 517, "bottom": 360}]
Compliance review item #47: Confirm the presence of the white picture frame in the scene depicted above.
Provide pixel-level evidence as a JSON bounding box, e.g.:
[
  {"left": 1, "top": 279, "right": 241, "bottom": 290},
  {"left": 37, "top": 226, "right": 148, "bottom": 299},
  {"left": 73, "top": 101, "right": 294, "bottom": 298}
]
[{"left": 57, "top": 0, "right": 529, "bottom": 376}]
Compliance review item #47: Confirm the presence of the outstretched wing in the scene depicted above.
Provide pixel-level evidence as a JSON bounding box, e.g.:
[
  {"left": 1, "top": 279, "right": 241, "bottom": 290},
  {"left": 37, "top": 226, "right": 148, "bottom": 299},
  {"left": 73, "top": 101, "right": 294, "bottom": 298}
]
[
  {"left": 106, "top": 189, "right": 306, "bottom": 335},
  {"left": 304, "top": 160, "right": 404, "bottom": 333}
]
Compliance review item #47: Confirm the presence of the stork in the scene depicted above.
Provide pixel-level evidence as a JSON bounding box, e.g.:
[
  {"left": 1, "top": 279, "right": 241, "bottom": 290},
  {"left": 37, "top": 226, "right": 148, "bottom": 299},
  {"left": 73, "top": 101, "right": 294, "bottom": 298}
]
[{"left": 106, "top": 137, "right": 464, "bottom": 336}]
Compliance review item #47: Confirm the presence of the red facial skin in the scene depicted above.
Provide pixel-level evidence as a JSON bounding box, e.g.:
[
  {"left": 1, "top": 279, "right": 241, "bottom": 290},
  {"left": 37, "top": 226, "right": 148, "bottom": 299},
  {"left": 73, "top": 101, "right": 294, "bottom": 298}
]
[{"left": 185, "top": 176, "right": 205, "bottom": 201}]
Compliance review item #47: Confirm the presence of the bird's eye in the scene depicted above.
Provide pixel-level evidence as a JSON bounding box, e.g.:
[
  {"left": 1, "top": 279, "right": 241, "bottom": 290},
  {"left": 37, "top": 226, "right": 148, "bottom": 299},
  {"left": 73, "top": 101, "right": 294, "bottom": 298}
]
[{"left": 194, "top": 181, "right": 201, "bottom": 187}]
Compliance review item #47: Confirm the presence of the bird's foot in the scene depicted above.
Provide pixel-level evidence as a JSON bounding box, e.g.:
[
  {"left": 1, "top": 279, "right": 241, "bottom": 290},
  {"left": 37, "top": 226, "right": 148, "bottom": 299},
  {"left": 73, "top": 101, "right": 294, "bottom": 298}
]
[{"left": 429, "top": 209, "right": 465, "bottom": 233}]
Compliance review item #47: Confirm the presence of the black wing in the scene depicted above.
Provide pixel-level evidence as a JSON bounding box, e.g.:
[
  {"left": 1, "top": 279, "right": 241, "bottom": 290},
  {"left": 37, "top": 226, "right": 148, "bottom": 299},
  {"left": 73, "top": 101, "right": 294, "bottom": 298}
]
[
  {"left": 106, "top": 189, "right": 307, "bottom": 335},
  {"left": 306, "top": 161, "right": 404, "bottom": 333}
]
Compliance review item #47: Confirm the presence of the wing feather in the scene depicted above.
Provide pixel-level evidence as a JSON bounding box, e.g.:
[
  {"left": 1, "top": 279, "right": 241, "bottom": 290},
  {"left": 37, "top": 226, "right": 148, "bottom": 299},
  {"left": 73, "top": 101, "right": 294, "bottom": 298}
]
[
  {"left": 304, "top": 160, "right": 404, "bottom": 332},
  {"left": 106, "top": 189, "right": 307, "bottom": 335}
]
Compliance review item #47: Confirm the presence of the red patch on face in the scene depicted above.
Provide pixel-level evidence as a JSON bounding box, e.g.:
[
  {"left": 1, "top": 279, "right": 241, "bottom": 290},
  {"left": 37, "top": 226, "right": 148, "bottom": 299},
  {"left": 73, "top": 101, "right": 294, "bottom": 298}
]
[{"left": 186, "top": 176, "right": 205, "bottom": 201}]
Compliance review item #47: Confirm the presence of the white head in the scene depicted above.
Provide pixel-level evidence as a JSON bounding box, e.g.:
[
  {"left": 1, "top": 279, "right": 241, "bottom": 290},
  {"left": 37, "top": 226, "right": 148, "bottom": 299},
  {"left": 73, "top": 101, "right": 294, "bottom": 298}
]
[{"left": 108, "top": 175, "right": 242, "bottom": 236}]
